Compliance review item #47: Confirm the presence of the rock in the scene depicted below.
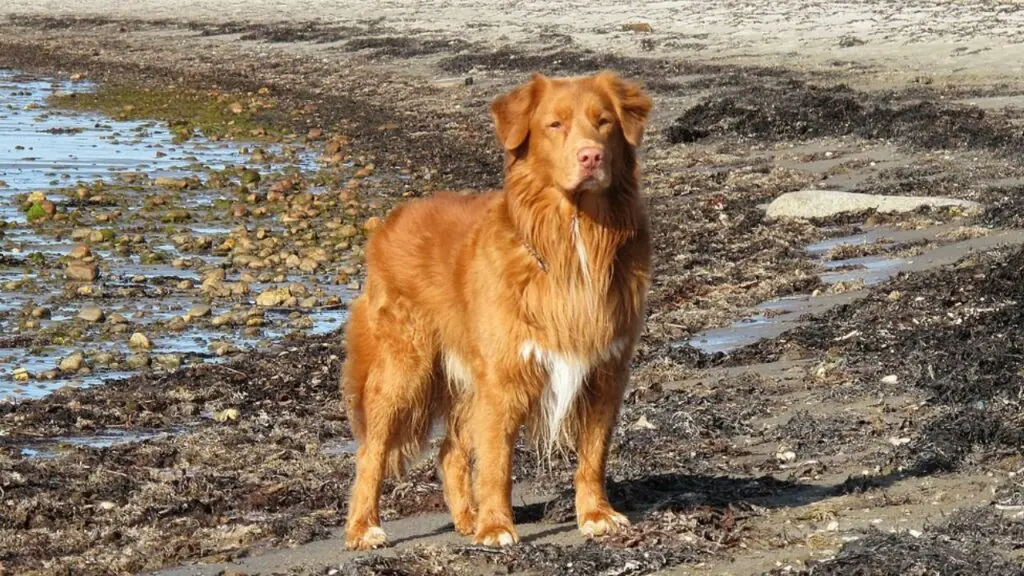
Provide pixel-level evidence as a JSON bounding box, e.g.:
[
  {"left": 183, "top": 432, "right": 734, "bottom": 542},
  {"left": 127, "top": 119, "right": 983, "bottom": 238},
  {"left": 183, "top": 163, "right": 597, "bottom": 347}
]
[
  {"left": 881, "top": 374, "right": 899, "bottom": 385},
  {"left": 298, "top": 258, "right": 318, "bottom": 272},
  {"left": 88, "top": 229, "right": 113, "bottom": 243},
  {"left": 256, "top": 288, "right": 291, "bottom": 307},
  {"left": 776, "top": 450, "right": 798, "bottom": 463},
  {"left": 13, "top": 368, "right": 29, "bottom": 382},
  {"left": 71, "top": 227, "right": 92, "bottom": 241},
  {"left": 299, "top": 296, "right": 318, "bottom": 309},
  {"left": 202, "top": 268, "right": 226, "bottom": 287},
  {"left": 210, "top": 341, "right": 239, "bottom": 356},
  {"left": 154, "top": 176, "right": 189, "bottom": 190},
  {"left": 211, "top": 313, "right": 234, "bottom": 327},
  {"left": 240, "top": 169, "right": 261, "bottom": 186},
  {"left": 622, "top": 22, "right": 653, "bottom": 33},
  {"left": 153, "top": 354, "right": 183, "bottom": 371},
  {"left": 162, "top": 209, "right": 191, "bottom": 223},
  {"left": 69, "top": 245, "right": 92, "bottom": 260},
  {"left": 78, "top": 305, "right": 105, "bottom": 323},
  {"left": 129, "top": 332, "right": 152, "bottom": 349},
  {"left": 30, "top": 307, "right": 50, "bottom": 319},
  {"left": 363, "top": 216, "right": 383, "bottom": 233},
  {"left": 307, "top": 128, "right": 323, "bottom": 141},
  {"left": 59, "top": 352, "right": 85, "bottom": 373},
  {"left": 765, "top": 189, "right": 983, "bottom": 220},
  {"left": 187, "top": 304, "right": 212, "bottom": 320},
  {"left": 106, "top": 313, "right": 128, "bottom": 325},
  {"left": 338, "top": 224, "right": 359, "bottom": 239},
  {"left": 66, "top": 262, "right": 99, "bottom": 282},
  {"left": 126, "top": 353, "right": 150, "bottom": 369}
]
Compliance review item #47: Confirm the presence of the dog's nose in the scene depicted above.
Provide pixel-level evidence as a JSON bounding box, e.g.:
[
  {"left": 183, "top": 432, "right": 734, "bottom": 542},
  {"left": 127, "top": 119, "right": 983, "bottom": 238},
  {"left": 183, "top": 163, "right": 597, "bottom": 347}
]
[{"left": 577, "top": 147, "right": 604, "bottom": 171}]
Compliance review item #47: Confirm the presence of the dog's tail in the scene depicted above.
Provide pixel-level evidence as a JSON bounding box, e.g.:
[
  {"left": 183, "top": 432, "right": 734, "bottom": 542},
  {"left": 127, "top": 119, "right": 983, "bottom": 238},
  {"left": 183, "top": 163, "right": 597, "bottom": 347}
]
[{"left": 341, "top": 296, "right": 372, "bottom": 443}]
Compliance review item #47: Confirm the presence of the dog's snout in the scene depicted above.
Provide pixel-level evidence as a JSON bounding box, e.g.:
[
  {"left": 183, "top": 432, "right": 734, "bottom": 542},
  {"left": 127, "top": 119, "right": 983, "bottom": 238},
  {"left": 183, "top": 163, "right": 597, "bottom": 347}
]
[{"left": 576, "top": 147, "right": 604, "bottom": 171}]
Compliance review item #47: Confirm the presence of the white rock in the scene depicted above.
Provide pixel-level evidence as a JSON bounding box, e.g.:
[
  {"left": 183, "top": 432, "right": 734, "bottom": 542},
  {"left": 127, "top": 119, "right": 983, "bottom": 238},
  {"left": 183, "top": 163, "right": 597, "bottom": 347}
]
[{"left": 765, "top": 189, "right": 982, "bottom": 220}]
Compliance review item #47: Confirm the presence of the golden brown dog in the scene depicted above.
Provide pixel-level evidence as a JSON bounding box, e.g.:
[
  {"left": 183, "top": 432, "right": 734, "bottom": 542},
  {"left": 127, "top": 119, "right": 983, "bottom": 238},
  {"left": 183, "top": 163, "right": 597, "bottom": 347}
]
[{"left": 341, "top": 70, "right": 653, "bottom": 550}]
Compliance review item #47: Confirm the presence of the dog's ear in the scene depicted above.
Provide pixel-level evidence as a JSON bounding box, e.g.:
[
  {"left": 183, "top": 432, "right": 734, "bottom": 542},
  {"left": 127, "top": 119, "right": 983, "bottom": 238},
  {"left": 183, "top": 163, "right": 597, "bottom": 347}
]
[
  {"left": 597, "top": 71, "right": 653, "bottom": 147},
  {"left": 491, "top": 73, "right": 547, "bottom": 151}
]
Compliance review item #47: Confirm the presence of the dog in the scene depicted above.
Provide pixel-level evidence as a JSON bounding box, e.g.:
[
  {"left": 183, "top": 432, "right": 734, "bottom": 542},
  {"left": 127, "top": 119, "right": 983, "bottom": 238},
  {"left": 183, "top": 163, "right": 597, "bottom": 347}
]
[{"left": 341, "top": 70, "right": 653, "bottom": 550}]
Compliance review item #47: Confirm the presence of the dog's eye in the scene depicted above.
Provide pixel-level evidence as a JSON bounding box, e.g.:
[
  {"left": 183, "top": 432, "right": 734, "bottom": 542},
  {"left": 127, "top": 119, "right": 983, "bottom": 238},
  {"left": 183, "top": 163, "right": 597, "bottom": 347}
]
[
  {"left": 548, "top": 121, "right": 563, "bottom": 129},
  {"left": 598, "top": 117, "right": 612, "bottom": 127}
]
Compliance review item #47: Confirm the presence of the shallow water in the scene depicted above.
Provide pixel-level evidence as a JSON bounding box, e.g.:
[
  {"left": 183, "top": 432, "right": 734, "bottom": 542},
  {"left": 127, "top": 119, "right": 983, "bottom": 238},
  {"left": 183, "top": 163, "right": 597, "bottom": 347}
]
[
  {"left": 0, "top": 70, "right": 353, "bottom": 403},
  {"left": 687, "top": 229, "right": 915, "bottom": 355}
]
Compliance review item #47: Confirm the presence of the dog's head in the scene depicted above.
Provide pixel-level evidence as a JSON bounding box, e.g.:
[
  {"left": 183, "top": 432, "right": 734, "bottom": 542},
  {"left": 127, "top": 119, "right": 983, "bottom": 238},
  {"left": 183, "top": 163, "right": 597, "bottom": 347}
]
[{"left": 490, "top": 71, "right": 652, "bottom": 196}]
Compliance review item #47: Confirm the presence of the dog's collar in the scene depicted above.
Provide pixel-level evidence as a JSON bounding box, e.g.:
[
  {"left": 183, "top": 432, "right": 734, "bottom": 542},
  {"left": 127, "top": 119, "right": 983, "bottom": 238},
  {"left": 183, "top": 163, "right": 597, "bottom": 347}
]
[
  {"left": 520, "top": 212, "right": 582, "bottom": 274},
  {"left": 523, "top": 240, "right": 547, "bottom": 272}
]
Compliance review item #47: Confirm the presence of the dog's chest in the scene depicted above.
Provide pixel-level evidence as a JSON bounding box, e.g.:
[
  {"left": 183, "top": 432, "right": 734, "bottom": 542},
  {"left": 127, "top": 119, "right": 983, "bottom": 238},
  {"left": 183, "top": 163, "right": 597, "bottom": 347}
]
[{"left": 520, "top": 337, "right": 629, "bottom": 443}]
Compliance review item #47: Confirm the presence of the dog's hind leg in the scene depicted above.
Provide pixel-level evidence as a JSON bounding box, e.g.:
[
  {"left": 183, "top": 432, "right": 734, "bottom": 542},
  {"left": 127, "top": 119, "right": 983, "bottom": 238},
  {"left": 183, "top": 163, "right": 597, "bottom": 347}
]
[
  {"left": 439, "top": 401, "right": 476, "bottom": 535},
  {"left": 342, "top": 298, "right": 437, "bottom": 550}
]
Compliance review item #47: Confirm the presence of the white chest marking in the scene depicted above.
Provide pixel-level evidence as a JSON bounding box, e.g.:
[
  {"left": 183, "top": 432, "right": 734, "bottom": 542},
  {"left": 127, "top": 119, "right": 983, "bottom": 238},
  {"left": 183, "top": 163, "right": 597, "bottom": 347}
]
[
  {"left": 443, "top": 350, "right": 473, "bottom": 392},
  {"left": 520, "top": 336, "right": 631, "bottom": 446},
  {"left": 571, "top": 215, "right": 591, "bottom": 285}
]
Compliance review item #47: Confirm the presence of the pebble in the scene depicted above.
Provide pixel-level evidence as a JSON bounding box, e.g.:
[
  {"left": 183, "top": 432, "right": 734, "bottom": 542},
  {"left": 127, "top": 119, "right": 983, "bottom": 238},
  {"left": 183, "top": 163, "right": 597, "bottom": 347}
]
[
  {"left": 129, "top": 332, "right": 152, "bottom": 349},
  {"left": 69, "top": 245, "right": 92, "bottom": 259},
  {"left": 881, "top": 374, "right": 899, "bottom": 385},
  {"left": 154, "top": 354, "right": 183, "bottom": 371},
  {"left": 126, "top": 353, "right": 150, "bottom": 369},
  {"left": 59, "top": 352, "right": 85, "bottom": 373},
  {"left": 78, "top": 305, "right": 105, "bottom": 323},
  {"left": 66, "top": 262, "right": 99, "bottom": 282},
  {"left": 256, "top": 288, "right": 291, "bottom": 307},
  {"left": 187, "top": 304, "right": 212, "bottom": 320}
]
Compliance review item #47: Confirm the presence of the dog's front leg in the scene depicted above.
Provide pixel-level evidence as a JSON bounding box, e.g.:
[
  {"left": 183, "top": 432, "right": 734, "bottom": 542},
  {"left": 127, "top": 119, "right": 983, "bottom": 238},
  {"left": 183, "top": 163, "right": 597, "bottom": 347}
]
[
  {"left": 574, "top": 360, "right": 631, "bottom": 538},
  {"left": 469, "top": 367, "right": 527, "bottom": 547}
]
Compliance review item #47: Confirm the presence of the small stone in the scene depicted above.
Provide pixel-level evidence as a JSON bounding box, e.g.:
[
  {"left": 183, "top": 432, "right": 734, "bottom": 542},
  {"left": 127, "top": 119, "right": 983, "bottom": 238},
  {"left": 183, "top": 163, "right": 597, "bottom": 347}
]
[
  {"left": 363, "top": 216, "right": 383, "bottom": 233},
  {"left": 298, "top": 258, "right": 318, "bottom": 272},
  {"left": 255, "top": 288, "right": 290, "bottom": 307},
  {"left": 30, "top": 307, "right": 50, "bottom": 319},
  {"left": 66, "top": 262, "right": 99, "bottom": 282},
  {"left": 887, "top": 290, "right": 902, "bottom": 302},
  {"left": 168, "top": 317, "right": 188, "bottom": 332},
  {"left": 59, "top": 352, "right": 85, "bottom": 373},
  {"left": 154, "top": 354, "right": 183, "bottom": 371},
  {"left": 881, "top": 374, "right": 899, "bottom": 385},
  {"left": 211, "top": 313, "right": 234, "bottom": 327},
  {"left": 210, "top": 341, "right": 239, "bottom": 356},
  {"left": 13, "top": 368, "right": 30, "bottom": 382},
  {"left": 187, "top": 303, "right": 212, "bottom": 320},
  {"left": 776, "top": 450, "right": 797, "bottom": 463},
  {"left": 307, "top": 128, "right": 323, "bottom": 140},
  {"left": 338, "top": 224, "right": 359, "bottom": 239},
  {"left": 129, "top": 332, "right": 152, "bottom": 349},
  {"left": 69, "top": 245, "right": 92, "bottom": 259},
  {"left": 177, "top": 279, "right": 194, "bottom": 290},
  {"left": 126, "top": 353, "right": 150, "bottom": 369},
  {"left": 154, "top": 176, "right": 189, "bottom": 190},
  {"left": 299, "top": 296, "right": 318, "bottom": 309},
  {"left": 78, "top": 305, "right": 105, "bottom": 323},
  {"left": 106, "top": 313, "right": 128, "bottom": 325}
]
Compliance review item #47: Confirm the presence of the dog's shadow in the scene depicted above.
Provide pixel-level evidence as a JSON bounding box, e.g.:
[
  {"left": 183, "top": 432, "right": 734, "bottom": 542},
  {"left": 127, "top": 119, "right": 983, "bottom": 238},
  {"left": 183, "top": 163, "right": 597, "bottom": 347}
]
[{"left": 391, "top": 470, "right": 909, "bottom": 547}]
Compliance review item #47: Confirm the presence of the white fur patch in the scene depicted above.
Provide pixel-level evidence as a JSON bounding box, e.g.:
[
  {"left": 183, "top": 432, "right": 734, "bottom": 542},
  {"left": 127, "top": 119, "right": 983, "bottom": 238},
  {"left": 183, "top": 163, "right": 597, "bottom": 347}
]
[
  {"left": 443, "top": 350, "right": 473, "bottom": 392},
  {"left": 520, "top": 337, "right": 631, "bottom": 446},
  {"left": 571, "top": 216, "right": 591, "bottom": 284}
]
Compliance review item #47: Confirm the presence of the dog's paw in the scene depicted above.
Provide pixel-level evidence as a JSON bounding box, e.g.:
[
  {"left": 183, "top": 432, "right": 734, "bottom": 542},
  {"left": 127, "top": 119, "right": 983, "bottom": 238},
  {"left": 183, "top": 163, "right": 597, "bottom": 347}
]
[
  {"left": 472, "top": 523, "right": 519, "bottom": 547},
  {"left": 579, "top": 509, "right": 630, "bottom": 538},
  {"left": 345, "top": 525, "right": 388, "bottom": 550},
  {"left": 452, "top": 509, "right": 478, "bottom": 536}
]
